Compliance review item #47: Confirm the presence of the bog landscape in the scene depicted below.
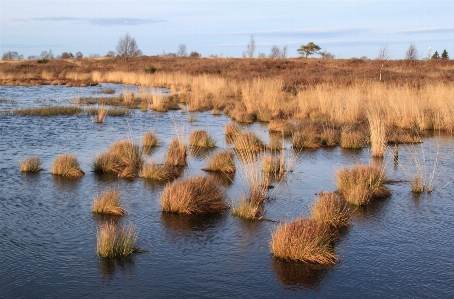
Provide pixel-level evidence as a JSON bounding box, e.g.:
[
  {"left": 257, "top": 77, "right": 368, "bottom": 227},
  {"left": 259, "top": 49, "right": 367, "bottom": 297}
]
[{"left": 1, "top": 45, "right": 454, "bottom": 298}]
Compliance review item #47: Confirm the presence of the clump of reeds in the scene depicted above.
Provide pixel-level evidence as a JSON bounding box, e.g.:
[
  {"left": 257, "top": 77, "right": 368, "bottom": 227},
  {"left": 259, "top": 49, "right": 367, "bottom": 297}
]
[
  {"left": 225, "top": 122, "right": 240, "bottom": 141},
  {"left": 321, "top": 128, "right": 339, "bottom": 147},
  {"left": 160, "top": 175, "right": 227, "bottom": 215},
  {"left": 142, "top": 132, "right": 159, "bottom": 152},
  {"left": 189, "top": 129, "right": 216, "bottom": 148},
  {"left": 98, "top": 87, "right": 116, "bottom": 94},
  {"left": 97, "top": 222, "right": 137, "bottom": 258},
  {"left": 232, "top": 132, "right": 266, "bottom": 152},
  {"left": 269, "top": 119, "right": 295, "bottom": 137},
  {"left": 51, "top": 154, "right": 85, "bottom": 177},
  {"left": 311, "top": 192, "right": 350, "bottom": 230},
  {"left": 270, "top": 218, "right": 336, "bottom": 265},
  {"left": 231, "top": 189, "right": 267, "bottom": 220},
  {"left": 202, "top": 150, "right": 236, "bottom": 173},
  {"left": 292, "top": 124, "right": 322, "bottom": 149},
  {"left": 13, "top": 106, "right": 83, "bottom": 116},
  {"left": 340, "top": 129, "right": 367, "bottom": 149},
  {"left": 19, "top": 156, "right": 42, "bottom": 172},
  {"left": 92, "top": 105, "right": 107, "bottom": 123},
  {"left": 93, "top": 139, "right": 143, "bottom": 178},
  {"left": 368, "top": 109, "right": 387, "bottom": 157},
  {"left": 268, "top": 138, "right": 283, "bottom": 151},
  {"left": 336, "top": 164, "right": 390, "bottom": 206},
  {"left": 164, "top": 138, "right": 187, "bottom": 167},
  {"left": 139, "top": 161, "right": 180, "bottom": 181},
  {"left": 262, "top": 154, "right": 285, "bottom": 181},
  {"left": 92, "top": 187, "right": 125, "bottom": 216}
]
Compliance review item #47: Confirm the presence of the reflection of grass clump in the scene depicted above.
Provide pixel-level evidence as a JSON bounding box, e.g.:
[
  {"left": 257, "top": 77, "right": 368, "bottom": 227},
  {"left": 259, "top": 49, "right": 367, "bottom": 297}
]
[
  {"left": 51, "top": 154, "right": 85, "bottom": 177},
  {"left": 202, "top": 150, "right": 236, "bottom": 173},
  {"left": 92, "top": 187, "right": 125, "bottom": 216},
  {"left": 336, "top": 164, "right": 390, "bottom": 206},
  {"left": 19, "top": 156, "right": 42, "bottom": 172},
  {"left": 97, "top": 222, "right": 137, "bottom": 258},
  {"left": 189, "top": 129, "right": 216, "bottom": 148},
  {"left": 160, "top": 175, "right": 227, "bottom": 215},
  {"left": 270, "top": 218, "right": 336, "bottom": 265}
]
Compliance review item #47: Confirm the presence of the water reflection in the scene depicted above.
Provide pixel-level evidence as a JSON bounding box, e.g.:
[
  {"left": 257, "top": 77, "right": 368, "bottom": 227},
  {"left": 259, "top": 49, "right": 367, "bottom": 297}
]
[
  {"left": 98, "top": 257, "right": 136, "bottom": 280},
  {"left": 272, "top": 258, "right": 329, "bottom": 290},
  {"left": 160, "top": 212, "right": 225, "bottom": 232},
  {"left": 206, "top": 171, "right": 235, "bottom": 187}
]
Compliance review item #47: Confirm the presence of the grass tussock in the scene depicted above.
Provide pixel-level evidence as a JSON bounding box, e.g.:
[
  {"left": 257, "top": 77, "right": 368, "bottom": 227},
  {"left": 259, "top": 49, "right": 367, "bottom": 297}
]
[
  {"left": 189, "top": 129, "right": 216, "bottom": 148},
  {"left": 262, "top": 154, "right": 285, "bottom": 181},
  {"left": 269, "top": 119, "right": 295, "bottom": 137},
  {"left": 97, "top": 222, "right": 137, "bottom": 258},
  {"left": 232, "top": 132, "right": 266, "bottom": 152},
  {"left": 311, "top": 192, "right": 350, "bottom": 230},
  {"left": 340, "top": 128, "right": 367, "bottom": 149},
  {"left": 93, "top": 139, "right": 143, "bottom": 178},
  {"left": 51, "top": 154, "right": 84, "bottom": 177},
  {"left": 13, "top": 106, "right": 83, "bottom": 116},
  {"left": 19, "top": 156, "right": 42, "bottom": 172},
  {"left": 92, "top": 187, "right": 125, "bottom": 216},
  {"left": 225, "top": 122, "right": 241, "bottom": 141},
  {"left": 91, "top": 106, "right": 107, "bottom": 123},
  {"left": 142, "top": 132, "right": 159, "bottom": 151},
  {"left": 202, "top": 150, "right": 236, "bottom": 173},
  {"left": 270, "top": 218, "right": 336, "bottom": 265},
  {"left": 164, "top": 138, "right": 187, "bottom": 167},
  {"left": 139, "top": 161, "right": 180, "bottom": 181},
  {"left": 336, "top": 164, "right": 390, "bottom": 206},
  {"left": 160, "top": 175, "right": 227, "bottom": 215}
]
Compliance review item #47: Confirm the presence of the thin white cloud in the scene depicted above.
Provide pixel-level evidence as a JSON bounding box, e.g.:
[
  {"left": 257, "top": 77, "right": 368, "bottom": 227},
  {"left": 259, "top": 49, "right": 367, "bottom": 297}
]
[
  {"left": 14, "top": 17, "right": 166, "bottom": 26},
  {"left": 394, "top": 27, "right": 454, "bottom": 35}
]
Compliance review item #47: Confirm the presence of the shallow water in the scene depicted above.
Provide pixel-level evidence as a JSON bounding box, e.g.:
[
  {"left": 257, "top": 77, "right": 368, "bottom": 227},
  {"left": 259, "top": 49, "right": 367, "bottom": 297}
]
[{"left": 1, "top": 85, "right": 454, "bottom": 298}]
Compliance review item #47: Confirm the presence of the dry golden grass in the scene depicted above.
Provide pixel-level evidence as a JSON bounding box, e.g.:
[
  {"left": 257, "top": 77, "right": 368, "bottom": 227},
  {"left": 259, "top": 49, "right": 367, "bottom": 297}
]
[
  {"left": 142, "top": 131, "right": 159, "bottom": 151},
  {"left": 13, "top": 106, "right": 83, "bottom": 116},
  {"left": 270, "top": 218, "right": 336, "bottom": 265},
  {"left": 91, "top": 105, "right": 107, "bottom": 123},
  {"left": 225, "top": 122, "right": 240, "bottom": 141},
  {"left": 232, "top": 132, "right": 266, "bottom": 152},
  {"left": 93, "top": 139, "right": 143, "bottom": 178},
  {"left": 92, "top": 187, "right": 125, "bottom": 216},
  {"left": 340, "top": 128, "right": 367, "bottom": 149},
  {"left": 51, "top": 154, "right": 84, "bottom": 177},
  {"left": 336, "top": 164, "right": 390, "bottom": 205},
  {"left": 311, "top": 192, "right": 350, "bottom": 230},
  {"left": 139, "top": 161, "right": 180, "bottom": 181},
  {"left": 19, "top": 156, "right": 42, "bottom": 172},
  {"left": 160, "top": 175, "right": 227, "bottom": 215},
  {"left": 189, "top": 129, "right": 216, "bottom": 148},
  {"left": 97, "top": 222, "right": 137, "bottom": 258},
  {"left": 269, "top": 119, "right": 295, "bottom": 137},
  {"left": 164, "top": 138, "right": 187, "bottom": 167},
  {"left": 262, "top": 154, "right": 285, "bottom": 181},
  {"left": 202, "top": 150, "right": 236, "bottom": 173},
  {"left": 367, "top": 107, "right": 387, "bottom": 157}
]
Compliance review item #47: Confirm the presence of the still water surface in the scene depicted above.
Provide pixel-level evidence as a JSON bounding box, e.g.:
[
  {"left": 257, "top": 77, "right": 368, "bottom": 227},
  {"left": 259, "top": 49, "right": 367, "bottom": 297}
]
[{"left": 1, "top": 85, "right": 453, "bottom": 298}]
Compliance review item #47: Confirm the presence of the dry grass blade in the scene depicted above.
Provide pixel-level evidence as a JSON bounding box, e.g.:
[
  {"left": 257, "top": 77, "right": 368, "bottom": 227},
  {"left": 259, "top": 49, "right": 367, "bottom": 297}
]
[
  {"left": 160, "top": 175, "right": 227, "bottom": 215},
  {"left": 202, "top": 150, "right": 236, "bottom": 173},
  {"left": 92, "top": 187, "right": 126, "bottom": 216},
  {"left": 142, "top": 131, "right": 159, "bottom": 151},
  {"left": 189, "top": 129, "right": 216, "bottom": 148},
  {"left": 311, "top": 192, "right": 350, "bottom": 230},
  {"left": 270, "top": 218, "right": 336, "bottom": 265},
  {"left": 19, "top": 156, "right": 42, "bottom": 172},
  {"left": 97, "top": 222, "right": 137, "bottom": 258},
  {"left": 164, "top": 138, "right": 187, "bottom": 167},
  {"left": 139, "top": 161, "right": 180, "bottom": 181},
  {"left": 51, "top": 154, "right": 84, "bottom": 177}
]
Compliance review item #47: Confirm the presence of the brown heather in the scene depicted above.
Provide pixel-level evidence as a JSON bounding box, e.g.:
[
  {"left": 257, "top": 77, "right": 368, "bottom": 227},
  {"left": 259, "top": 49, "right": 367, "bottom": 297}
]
[
  {"left": 160, "top": 175, "right": 227, "bottom": 215},
  {"left": 51, "top": 154, "right": 85, "bottom": 177},
  {"left": 270, "top": 218, "right": 336, "bottom": 265}
]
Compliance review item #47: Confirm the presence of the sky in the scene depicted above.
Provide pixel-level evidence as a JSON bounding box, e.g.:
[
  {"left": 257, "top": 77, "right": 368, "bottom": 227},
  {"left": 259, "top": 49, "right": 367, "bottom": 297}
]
[{"left": 1, "top": 0, "right": 453, "bottom": 59}]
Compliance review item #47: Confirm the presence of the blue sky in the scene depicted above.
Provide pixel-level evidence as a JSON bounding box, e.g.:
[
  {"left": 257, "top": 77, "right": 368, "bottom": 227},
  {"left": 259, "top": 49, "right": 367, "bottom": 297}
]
[{"left": 1, "top": 0, "right": 453, "bottom": 59}]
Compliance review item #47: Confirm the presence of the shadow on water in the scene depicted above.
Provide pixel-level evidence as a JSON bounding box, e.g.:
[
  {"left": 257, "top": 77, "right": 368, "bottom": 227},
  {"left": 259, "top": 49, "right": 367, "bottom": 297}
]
[
  {"left": 98, "top": 256, "right": 136, "bottom": 280},
  {"left": 349, "top": 196, "right": 391, "bottom": 223},
  {"left": 271, "top": 258, "right": 330, "bottom": 291},
  {"left": 160, "top": 212, "right": 225, "bottom": 232},
  {"left": 205, "top": 171, "right": 235, "bottom": 187}
]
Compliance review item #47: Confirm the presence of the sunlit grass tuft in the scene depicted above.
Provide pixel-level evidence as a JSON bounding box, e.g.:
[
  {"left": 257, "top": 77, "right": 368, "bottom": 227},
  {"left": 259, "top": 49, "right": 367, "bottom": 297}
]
[
  {"left": 202, "top": 150, "right": 236, "bottom": 173},
  {"left": 51, "top": 154, "right": 84, "bottom": 177},
  {"left": 97, "top": 222, "right": 137, "bottom": 258},
  {"left": 311, "top": 192, "right": 350, "bottom": 230},
  {"left": 92, "top": 187, "right": 126, "bottom": 216},
  {"left": 19, "top": 156, "right": 42, "bottom": 172}
]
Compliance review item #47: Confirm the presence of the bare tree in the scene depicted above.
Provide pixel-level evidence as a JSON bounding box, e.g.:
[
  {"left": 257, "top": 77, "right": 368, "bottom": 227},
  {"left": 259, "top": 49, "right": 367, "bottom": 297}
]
[
  {"left": 40, "top": 49, "right": 54, "bottom": 59},
  {"left": 281, "top": 45, "right": 288, "bottom": 58},
  {"left": 377, "top": 45, "right": 390, "bottom": 61},
  {"left": 320, "top": 49, "right": 335, "bottom": 59},
  {"left": 246, "top": 35, "right": 256, "bottom": 58},
  {"left": 2, "top": 51, "right": 23, "bottom": 60},
  {"left": 105, "top": 51, "right": 115, "bottom": 57},
  {"left": 177, "top": 44, "right": 188, "bottom": 57},
  {"left": 75, "top": 51, "right": 83, "bottom": 59},
  {"left": 269, "top": 45, "right": 281, "bottom": 58},
  {"left": 189, "top": 51, "right": 201, "bottom": 58},
  {"left": 405, "top": 44, "right": 418, "bottom": 61},
  {"left": 116, "top": 33, "right": 140, "bottom": 61}
]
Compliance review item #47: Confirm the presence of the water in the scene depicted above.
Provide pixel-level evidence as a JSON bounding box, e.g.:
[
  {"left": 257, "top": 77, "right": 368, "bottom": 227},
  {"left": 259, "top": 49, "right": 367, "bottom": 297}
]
[{"left": 1, "top": 85, "right": 454, "bottom": 298}]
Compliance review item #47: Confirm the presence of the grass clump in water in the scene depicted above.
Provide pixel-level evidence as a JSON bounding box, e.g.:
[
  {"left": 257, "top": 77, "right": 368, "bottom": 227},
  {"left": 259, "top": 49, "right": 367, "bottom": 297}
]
[
  {"left": 336, "top": 164, "right": 390, "bottom": 206},
  {"left": 139, "top": 161, "right": 180, "bottom": 181},
  {"left": 164, "top": 138, "right": 187, "bottom": 167},
  {"left": 51, "top": 154, "right": 85, "bottom": 177},
  {"left": 160, "top": 175, "right": 227, "bottom": 215},
  {"left": 270, "top": 218, "right": 336, "bottom": 265},
  {"left": 311, "top": 192, "right": 350, "bottom": 230},
  {"left": 202, "top": 150, "right": 236, "bottom": 173},
  {"left": 92, "top": 187, "right": 126, "bottom": 216},
  {"left": 13, "top": 106, "right": 83, "bottom": 116},
  {"left": 232, "top": 132, "right": 266, "bottom": 152},
  {"left": 189, "top": 129, "right": 216, "bottom": 148},
  {"left": 340, "top": 128, "right": 367, "bottom": 149},
  {"left": 97, "top": 222, "right": 137, "bottom": 258},
  {"left": 93, "top": 139, "right": 143, "bottom": 178},
  {"left": 142, "top": 132, "right": 159, "bottom": 152},
  {"left": 225, "top": 122, "right": 240, "bottom": 141},
  {"left": 19, "top": 156, "right": 42, "bottom": 172},
  {"left": 268, "top": 119, "right": 295, "bottom": 137}
]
